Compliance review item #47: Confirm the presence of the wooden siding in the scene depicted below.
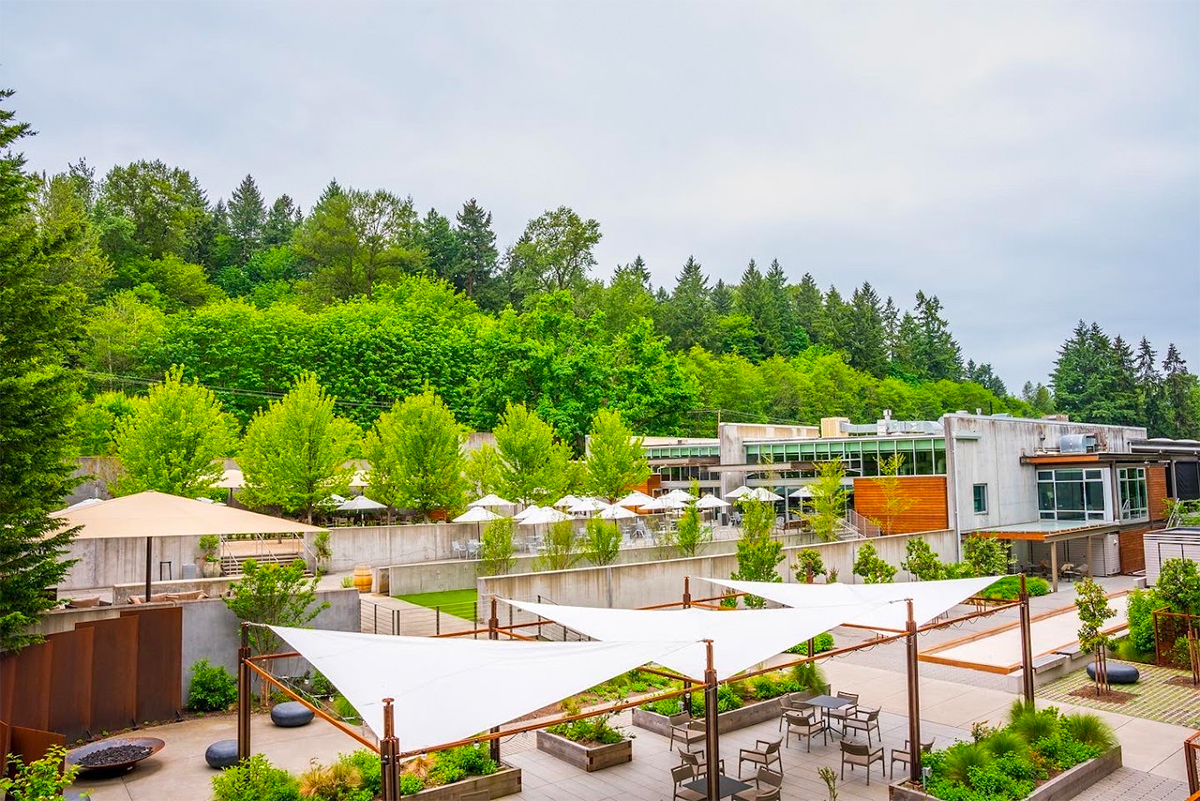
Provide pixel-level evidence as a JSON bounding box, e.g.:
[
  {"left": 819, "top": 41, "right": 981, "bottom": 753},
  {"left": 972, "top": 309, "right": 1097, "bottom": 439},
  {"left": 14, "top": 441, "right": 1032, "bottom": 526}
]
[
  {"left": 1119, "top": 527, "right": 1148, "bottom": 574},
  {"left": 853, "top": 476, "right": 948, "bottom": 534},
  {"left": 1148, "top": 465, "right": 1169, "bottom": 522}
]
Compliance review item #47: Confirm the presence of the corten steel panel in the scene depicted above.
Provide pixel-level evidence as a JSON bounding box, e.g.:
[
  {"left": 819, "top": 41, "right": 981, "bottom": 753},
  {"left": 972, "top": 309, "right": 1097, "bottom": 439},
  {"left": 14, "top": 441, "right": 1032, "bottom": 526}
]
[
  {"left": 0, "top": 653, "right": 15, "bottom": 725},
  {"left": 48, "top": 627, "right": 95, "bottom": 743},
  {"left": 121, "top": 607, "right": 182, "bottom": 722},
  {"left": 852, "top": 476, "right": 949, "bottom": 534},
  {"left": 1148, "top": 465, "right": 1169, "bottom": 521},
  {"left": 0, "top": 720, "right": 9, "bottom": 771},
  {"left": 5, "top": 641, "right": 53, "bottom": 731},
  {"left": 77, "top": 616, "right": 138, "bottom": 733},
  {"left": 1119, "top": 527, "right": 1148, "bottom": 574},
  {"left": 9, "top": 724, "right": 65, "bottom": 766}
]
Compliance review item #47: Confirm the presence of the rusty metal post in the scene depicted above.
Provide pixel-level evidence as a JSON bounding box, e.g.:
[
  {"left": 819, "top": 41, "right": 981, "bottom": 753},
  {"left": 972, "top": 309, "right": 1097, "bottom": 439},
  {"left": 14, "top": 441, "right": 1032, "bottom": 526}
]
[
  {"left": 1019, "top": 573, "right": 1035, "bottom": 703},
  {"left": 144, "top": 535, "right": 153, "bottom": 602},
  {"left": 806, "top": 568, "right": 816, "bottom": 659},
  {"left": 380, "top": 698, "right": 400, "bottom": 801},
  {"left": 488, "top": 597, "right": 501, "bottom": 763},
  {"left": 237, "top": 622, "right": 251, "bottom": 760},
  {"left": 683, "top": 576, "right": 692, "bottom": 608},
  {"left": 703, "top": 640, "right": 720, "bottom": 801},
  {"left": 906, "top": 599, "right": 923, "bottom": 785}
]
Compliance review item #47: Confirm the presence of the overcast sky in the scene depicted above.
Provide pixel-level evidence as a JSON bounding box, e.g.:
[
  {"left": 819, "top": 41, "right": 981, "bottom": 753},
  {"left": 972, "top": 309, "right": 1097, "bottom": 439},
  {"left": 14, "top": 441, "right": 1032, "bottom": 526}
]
[{"left": 5, "top": 0, "right": 1198, "bottom": 389}]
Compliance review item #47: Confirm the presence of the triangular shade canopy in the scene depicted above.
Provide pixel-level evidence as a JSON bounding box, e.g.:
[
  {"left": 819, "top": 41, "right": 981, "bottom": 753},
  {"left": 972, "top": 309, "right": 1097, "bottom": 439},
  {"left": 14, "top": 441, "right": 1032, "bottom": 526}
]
[
  {"left": 270, "top": 626, "right": 695, "bottom": 751},
  {"left": 743, "top": 487, "right": 783, "bottom": 502},
  {"left": 567, "top": 498, "right": 609, "bottom": 514},
  {"left": 703, "top": 576, "right": 1002, "bottom": 632},
  {"left": 453, "top": 507, "right": 502, "bottom": 524},
  {"left": 503, "top": 599, "right": 883, "bottom": 681},
  {"left": 616, "top": 491, "right": 656, "bottom": 507},
  {"left": 468, "top": 493, "right": 515, "bottom": 509},
  {"left": 641, "top": 497, "right": 684, "bottom": 511},
  {"left": 51, "top": 491, "right": 323, "bottom": 539},
  {"left": 512, "top": 505, "right": 543, "bottom": 521}
]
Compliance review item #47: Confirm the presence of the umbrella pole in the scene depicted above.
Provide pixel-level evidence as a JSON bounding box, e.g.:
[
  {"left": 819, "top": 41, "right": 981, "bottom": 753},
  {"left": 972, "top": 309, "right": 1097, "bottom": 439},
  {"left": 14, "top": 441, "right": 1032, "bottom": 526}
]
[
  {"left": 703, "top": 640, "right": 720, "bottom": 801},
  {"left": 906, "top": 599, "right": 923, "bottom": 785},
  {"left": 145, "top": 535, "right": 152, "bottom": 601},
  {"left": 237, "top": 622, "right": 251, "bottom": 760}
]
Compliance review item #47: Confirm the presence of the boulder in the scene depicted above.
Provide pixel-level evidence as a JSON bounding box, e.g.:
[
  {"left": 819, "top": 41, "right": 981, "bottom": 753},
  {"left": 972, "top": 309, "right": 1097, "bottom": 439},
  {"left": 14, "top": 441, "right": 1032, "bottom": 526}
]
[
  {"left": 1086, "top": 662, "right": 1139, "bottom": 685},
  {"left": 270, "top": 701, "right": 315, "bottom": 727},
  {"left": 204, "top": 739, "right": 239, "bottom": 769}
]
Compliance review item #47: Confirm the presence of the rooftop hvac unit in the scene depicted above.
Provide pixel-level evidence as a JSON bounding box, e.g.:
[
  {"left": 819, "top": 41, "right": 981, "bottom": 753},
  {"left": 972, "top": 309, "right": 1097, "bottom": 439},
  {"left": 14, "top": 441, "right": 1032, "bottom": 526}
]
[{"left": 1060, "top": 434, "right": 1097, "bottom": 454}]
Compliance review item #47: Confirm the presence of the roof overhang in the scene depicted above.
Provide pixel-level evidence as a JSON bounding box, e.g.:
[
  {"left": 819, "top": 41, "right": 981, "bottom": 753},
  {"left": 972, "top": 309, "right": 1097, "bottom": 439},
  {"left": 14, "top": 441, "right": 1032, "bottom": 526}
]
[{"left": 969, "top": 521, "right": 1120, "bottom": 543}]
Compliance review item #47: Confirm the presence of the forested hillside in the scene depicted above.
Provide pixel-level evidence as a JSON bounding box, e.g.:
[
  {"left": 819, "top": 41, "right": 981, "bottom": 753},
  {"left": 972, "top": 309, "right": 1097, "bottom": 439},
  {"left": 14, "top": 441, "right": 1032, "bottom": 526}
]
[{"left": 23, "top": 113, "right": 1200, "bottom": 452}]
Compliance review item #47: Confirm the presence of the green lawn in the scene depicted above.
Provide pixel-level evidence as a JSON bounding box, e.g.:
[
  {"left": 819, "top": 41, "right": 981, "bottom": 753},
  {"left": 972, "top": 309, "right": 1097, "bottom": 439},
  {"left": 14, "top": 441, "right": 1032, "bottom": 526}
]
[{"left": 395, "top": 588, "right": 478, "bottom": 621}]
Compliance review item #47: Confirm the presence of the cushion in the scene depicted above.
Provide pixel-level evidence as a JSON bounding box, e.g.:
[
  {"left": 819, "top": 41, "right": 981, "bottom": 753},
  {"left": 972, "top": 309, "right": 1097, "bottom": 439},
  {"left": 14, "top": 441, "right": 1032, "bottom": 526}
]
[
  {"left": 271, "top": 701, "right": 314, "bottom": 727},
  {"left": 205, "top": 739, "right": 240, "bottom": 769},
  {"left": 67, "top": 597, "right": 100, "bottom": 609},
  {"left": 1086, "top": 662, "right": 1139, "bottom": 684}
]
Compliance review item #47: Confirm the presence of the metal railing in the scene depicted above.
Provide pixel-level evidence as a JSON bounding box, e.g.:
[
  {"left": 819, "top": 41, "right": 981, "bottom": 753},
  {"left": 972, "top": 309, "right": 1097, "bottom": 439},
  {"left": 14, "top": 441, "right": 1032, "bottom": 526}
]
[{"left": 1185, "top": 730, "right": 1200, "bottom": 795}]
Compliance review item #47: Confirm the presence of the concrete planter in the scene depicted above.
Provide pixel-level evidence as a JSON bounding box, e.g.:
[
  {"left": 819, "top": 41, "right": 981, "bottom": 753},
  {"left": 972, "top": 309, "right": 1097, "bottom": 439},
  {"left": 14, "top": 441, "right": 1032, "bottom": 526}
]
[
  {"left": 888, "top": 746, "right": 1121, "bottom": 801},
  {"left": 633, "top": 695, "right": 784, "bottom": 737},
  {"left": 409, "top": 764, "right": 522, "bottom": 800},
  {"left": 535, "top": 730, "right": 632, "bottom": 772}
]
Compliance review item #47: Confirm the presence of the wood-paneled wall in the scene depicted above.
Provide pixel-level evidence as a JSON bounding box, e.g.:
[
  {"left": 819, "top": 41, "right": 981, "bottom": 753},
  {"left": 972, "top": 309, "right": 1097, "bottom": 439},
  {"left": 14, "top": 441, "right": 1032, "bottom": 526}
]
[
  {"left": 1149, "top": 465, "right": 1169, "bottom": 522},
  {"left": 853, "top": 476, "right": 949, "bottom": 534},
  {"left": 1119, "top": 527, "right": 1148, "bottom": 574}
]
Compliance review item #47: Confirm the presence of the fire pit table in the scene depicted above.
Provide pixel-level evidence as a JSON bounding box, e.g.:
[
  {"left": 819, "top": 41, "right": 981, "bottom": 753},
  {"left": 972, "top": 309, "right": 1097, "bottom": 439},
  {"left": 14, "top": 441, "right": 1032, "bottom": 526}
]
[{"left": 67, "top": 737, "right": 165, "bottom": 776}]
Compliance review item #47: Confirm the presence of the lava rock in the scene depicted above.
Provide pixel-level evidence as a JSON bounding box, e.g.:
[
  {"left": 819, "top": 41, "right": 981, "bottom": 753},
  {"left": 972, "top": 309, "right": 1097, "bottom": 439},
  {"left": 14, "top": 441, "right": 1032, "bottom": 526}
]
[
  {"left": 205, "top": 739, "right": 240, "bottom": 769},
  {"left": 270, "top": 701, "right": 315, "bottom": 727}
]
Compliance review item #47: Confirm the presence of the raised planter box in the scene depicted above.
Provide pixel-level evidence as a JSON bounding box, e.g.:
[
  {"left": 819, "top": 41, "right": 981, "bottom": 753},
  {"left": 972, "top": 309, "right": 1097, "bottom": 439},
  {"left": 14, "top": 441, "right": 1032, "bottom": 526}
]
[
  {"left": 536, "top": 730, "right": 633, "bottom": 772},
  {"left": 888, "top": 746, "right": 1121, "bottom": 801},
  {"left": 633, "top": 695, "right": 785, "bottom": 738},
  {"left": 409, "top": 764, "right": 522, "bottom": 800}
]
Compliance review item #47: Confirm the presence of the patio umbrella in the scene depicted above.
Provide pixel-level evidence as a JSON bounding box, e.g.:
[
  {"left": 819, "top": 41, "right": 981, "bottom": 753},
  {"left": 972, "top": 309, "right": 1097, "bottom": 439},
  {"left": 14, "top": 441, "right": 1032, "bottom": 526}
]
[
  {"left": 552, "top": 495, "right": 583, "bottom": 509},
  {"left": 65, "top": 497, "right": 105, "bottom": 512},
  {"left": 789, "top": 486, "right": 813, "bottom": 499},
  {"left": 616, "top": 490, "right": 656, "bottom": 508},
  {"left": 641, "top": 497, "right": 684, "bottom": 512},
  {"left": 567, "top": 497, "right": 609, "bottom": 515},
  {"left": 468, "top": 493, "right": 516, "bottom": 509},
  {"left": 453, "top": 506, "right": 502, "bottom": 541},
  {"left": 743, "top": 487, "right": 783, "bottom": 502},
  {"left": 694, "top": 493, "right": 730, "bottom": 510},
  {"left": 350, "top": 470, "right": 370, "bottom": 489},
  {"left": 517, "top": 506, "right": 573, "bottom": 526},
  {"left": 724, "top": 485, "right": 752, "bottom": 499},
  {"left": 512, "top": 505, "right": 543, "bottom": 522},
  {"left": 597, "top": 504, "right": 638, "bottom": 520},
  {"left": 662, "top": 488, "right": 696, "bottom": 503}
]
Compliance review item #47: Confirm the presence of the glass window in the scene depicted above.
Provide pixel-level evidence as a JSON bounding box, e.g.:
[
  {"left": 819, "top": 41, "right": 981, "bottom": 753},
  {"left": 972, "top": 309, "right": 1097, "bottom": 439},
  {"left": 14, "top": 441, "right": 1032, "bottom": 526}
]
[
  {"left": 1037, "top": 467, "right": 1110, "bottom": 522},
  {"left": 1119, "top": 466, "right": 1148, "bottom": 521},
  {"left": 973, "top": 484, "right": 988, "bottom": 514}
]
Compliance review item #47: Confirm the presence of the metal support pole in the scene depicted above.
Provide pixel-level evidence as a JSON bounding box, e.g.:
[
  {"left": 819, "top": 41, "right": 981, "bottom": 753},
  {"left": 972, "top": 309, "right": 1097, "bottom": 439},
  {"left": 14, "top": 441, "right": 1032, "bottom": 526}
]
[
  {"left": 683, "top": 576, "right": 692, "bottom": 608},
  {"left": 1019, "top": 574, "right": 1035, "bottom": 704},
  {"left": 906, "top": 599, "right": 923, "bottom": 785},
  {"left": 144, "top": 535, "right": 153, "bottom": 602},
  {"left": 488, "top": 597, "right": 501, "bottom": 764},
  {"left": 237, "top": 622, "right": 251, "bottom": 760},
  {"left": 380, "top": 698, "right": 401, "bottom": 801},
  {"left": 703, "top": 640, "right": 720, "bottom": 801},
  {"left": 806, "top": 569, "right": 816, "bottom": 659}
]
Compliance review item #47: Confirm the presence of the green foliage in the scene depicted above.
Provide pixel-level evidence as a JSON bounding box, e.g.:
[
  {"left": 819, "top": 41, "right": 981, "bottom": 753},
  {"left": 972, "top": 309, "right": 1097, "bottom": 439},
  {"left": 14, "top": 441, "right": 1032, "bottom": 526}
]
[
  {"left": 426, "top": 744, "right": 496, "bottom": 787},
  {"left": 212, "top": 754, "right": 301, "bottom": 801},
  {"left": 1157, "top": 557, "right": 1200, "bottom": 615},
  {"left": 297, "top": 758, "right": 370, "bottom": 801},
  {"left": 112, "top": 364, "right": 238, "bottom": 497},
  {"left": 962, "top": 534, "right": 1012, "bottom": 578},
  {"left": 198, "top": 534, "right": 220, "bottom": 562},
  {"left": 331, "top": 694, "right": 361, "bottom": 723},
  {"left": 398, "top": 774, "right": 425, "bottom": 795},
  {"left": 535, "top": 519, "right": 580, "bottom": 572},
  {"left": 312, "top": 531, "right": 332, "bottom": 571},
  {"left": 786, "top": 632, "right": 836, "bottom": 655},
  {"left": 363, "top": 389, "right": 467, "bottom": 519},
  {"left": 547, "top": 714, "right": 626, "bottom": 744},
  {"left": 582, "top": 518, "right": 622, "bottom": 566},
  {"left": 75, "top": 391, "right": 136, "bottom": 456},
  {"left": 729, "top": 497, "right": 783, "bottom": 607},
  {"left": 240, "top": 372, "right": 361, "bottom": 522},
  {"left": 852, "top": 542, "right": 896, "bottom": 584},
  {"left": 1125, "top": 588, "right": 1161, "bottom": 654},
  {"left": 983, "top": 730, "right": 1029, "bottom": 758},
  {"left": 585, "top": 408, "right": 649, "bottom": 500},
  {"left": 507, "top": 206, "right": 600, "bottom": 296},
  {"left": 792, "top": 548, "right": 826, "bottom": 582},
  {"left": 465, "top": 443, "right": 503, "bottom": 499},
  {"left": 941, "top": 742, "right": 993, "bottom": 785},
  {"left": 1007, "top": 703, "right": 1059, "bottom": 745},
  {"left": 224, "top": 559, "right": 328, "bottom": 656},
  {"left": 873, "top": 453, "right": 915, "bottom": 534},
  {"left": 902, "top": 537, "right": 946, "bottom": 581},
  {"left": 1074, "top": 576, "right": 1115, "bottom": 655},
  {"left": 477, "top": 517, "right": 517, "bottom": 576},
  {"left": 692, "top": 683, "right": 744, "bottom": 717},
  {"left": 493, "top": 402, "right": 570, "bottom": 504},
  {"left": 674, "top": 502, "right": 711, "bottom": 559},
  {"left": 0, "top": 746, "right": 79, "bottom": 801},
  {"left": 1061, "top": 713, "right": 1117, "bottom": 751},
  {"left": 187, "top": 659, "right": 237, "bottom": 711},
  {"left": 978, "top": 575, "right": 1050, "bottom": 600},
  {"left": 807, "top": 459, "right": 848, "bottom": 542},
  {"left": 792, "top": 661, "right": 829, "bottom": 695},
  {"left": 638, "top": 697, "right": 684, "bottom": 716}
]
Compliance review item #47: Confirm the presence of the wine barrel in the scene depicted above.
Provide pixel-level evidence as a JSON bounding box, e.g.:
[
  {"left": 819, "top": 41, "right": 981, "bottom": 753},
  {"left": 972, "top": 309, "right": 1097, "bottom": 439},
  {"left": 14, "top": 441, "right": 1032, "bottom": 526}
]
[{"left": 352, "top": 565, "right": 373, "bottom": 593}]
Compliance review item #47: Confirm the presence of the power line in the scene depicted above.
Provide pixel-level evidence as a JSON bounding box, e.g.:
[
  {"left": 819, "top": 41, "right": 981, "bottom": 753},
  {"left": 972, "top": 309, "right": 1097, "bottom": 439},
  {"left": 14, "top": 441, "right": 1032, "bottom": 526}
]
[{"left": 80, "top": 371, "right": 396, "bottom": 411}]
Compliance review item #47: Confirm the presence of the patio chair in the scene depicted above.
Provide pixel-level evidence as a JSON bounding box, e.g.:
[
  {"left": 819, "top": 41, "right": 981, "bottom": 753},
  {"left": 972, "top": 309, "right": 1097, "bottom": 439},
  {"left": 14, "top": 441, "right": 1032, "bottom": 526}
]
[
  {"left": 452, "top": 541, "right": 466, "bottom": 559},
  {"left": 890, "top": 738, "right": 934, "bottom": 779},
  {"left": 842, "top": 707, "right": 881, "bottom": 746},
  {"left": 733, "top": 767, "right": 783, "bottom": 801},
  {"left": 783, "top": 711, "right": 827, "bottom": 752},
  {"left": 466, "top": 540, "right": 480, "bottom": 558},
  {"left": 738, "top": 738, "right": 782, "bottom": 778},
  {"left": 840, "top": 740, "right": 884, "bottom": 785},
  {"left": 668, "top": 714, "right": 706, "bottom": 752},
  {"left": 778, "top": 692, "right": 815, "bottom": 730},
  {"left": 671, "top": 764, "right": 705, "bottom": 801},
  {"left": 678, "top": 750, "right": 724, "bottom": 775},
  {"left": 825, "top": 691, "right": 859, "bottom": 733}
]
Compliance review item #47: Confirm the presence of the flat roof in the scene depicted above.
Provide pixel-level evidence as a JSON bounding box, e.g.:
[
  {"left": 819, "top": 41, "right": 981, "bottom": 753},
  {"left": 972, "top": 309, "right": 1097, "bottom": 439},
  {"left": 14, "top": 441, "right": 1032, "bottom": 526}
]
[{"left": 969, "top": 520, "right": 1120, "bottom": 542}]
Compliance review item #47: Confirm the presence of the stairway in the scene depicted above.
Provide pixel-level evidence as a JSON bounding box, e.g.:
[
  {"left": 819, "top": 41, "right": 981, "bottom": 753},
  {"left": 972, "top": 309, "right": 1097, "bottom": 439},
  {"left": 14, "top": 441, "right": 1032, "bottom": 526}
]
[{"left": 219, "top": 550, "right": 311, "bottom": 576}]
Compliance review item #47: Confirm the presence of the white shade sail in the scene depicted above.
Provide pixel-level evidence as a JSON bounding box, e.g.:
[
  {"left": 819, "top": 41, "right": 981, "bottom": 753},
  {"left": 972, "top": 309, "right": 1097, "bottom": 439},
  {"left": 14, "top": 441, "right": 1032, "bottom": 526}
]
[
  {"left": 597, "top": 505, "right": 639, "bottom": 520},
  {"left": 453, "top": 507, "right": 502, "bottom": 524},
  {"left": 724, "top": 485, "right": 752, "bottom": 499},
  {"left": 216, "top": 468, "right": 244, "bottom": 489},
  {"left": 616, "top": 491, "right": 656, "bottom": 507},
  {"left": 502, "top": 599, "right": 884, "bottom": 681},
  {"left": 468, "top": 493, "right": 515, "bottom": 509},
  {"left": 553, "top": 495, "right": 583, "bottom": 509},
  {"left": 702, "top": 575, "right": 1002, "bottom": 632},
  {"left": 270, "top": 626, "right": 696, "bottom": 751},
  {"left": 338, "top": 495, "right": 386, "bottom": 512},
  {"left": 517, "top": 506, "right": 573, "bottom": 526},
  {"left": 350, "top": 470, "right": 370, "bottom": 489},
  {"left": 695, "top": 494, "right": 730, "bottom": 510}
]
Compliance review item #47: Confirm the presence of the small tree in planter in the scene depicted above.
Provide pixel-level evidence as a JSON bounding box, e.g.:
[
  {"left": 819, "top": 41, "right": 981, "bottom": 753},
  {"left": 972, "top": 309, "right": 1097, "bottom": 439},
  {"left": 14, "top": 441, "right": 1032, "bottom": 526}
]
[
  {"left": 726, "top": 497, "right": 783, "bottom": 608},
  {"left": 198, "top": 534, "right": 221, "bottom": 578},
  {"left": 1076, "top": 577, "right": 1115, "bottom": 696},
  {"left": 901, "top": 537, "right": 945, "bottom": 581},
  {"left": 852, "top": 542, "right": 896, "bottom": 584},
  {"left": 478, "top": 517, "right": 517, "bottom": 576},
  {"left": 312, "top": 531, "right": 332, "bottom": 575},
  {"left": 792, "top": 548, "right": 826, "bottom": 583}
]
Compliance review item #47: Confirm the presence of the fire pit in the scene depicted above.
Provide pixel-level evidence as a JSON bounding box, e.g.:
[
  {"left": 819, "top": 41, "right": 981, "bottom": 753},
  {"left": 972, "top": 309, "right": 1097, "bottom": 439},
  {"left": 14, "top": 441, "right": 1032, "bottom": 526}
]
[{"left": 67, "top": 737, "right": 165, "bottom": 775}]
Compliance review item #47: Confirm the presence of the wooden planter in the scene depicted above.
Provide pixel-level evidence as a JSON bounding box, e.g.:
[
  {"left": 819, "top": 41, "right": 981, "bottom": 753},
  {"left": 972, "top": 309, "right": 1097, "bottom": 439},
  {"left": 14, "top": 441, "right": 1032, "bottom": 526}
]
[
  {"left": 888, "top": 746, "right": 1121, "bottom": 801},
  {"left": 536, "top": 730, "right": 633, "bottom": 772},
  {"left": 408, "top": 764, "right": 522, "bottom": 800},
  {"left": 633, "top": 695, "right": 784, "bottom": 737}
]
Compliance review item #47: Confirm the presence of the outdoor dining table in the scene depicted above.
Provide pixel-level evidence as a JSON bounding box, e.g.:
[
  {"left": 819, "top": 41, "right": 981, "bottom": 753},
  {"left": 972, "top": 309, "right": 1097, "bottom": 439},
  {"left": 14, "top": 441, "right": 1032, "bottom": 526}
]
[
  {"left": 683, "top": 773, "right": 753, "bottom": 799},
  {"left": 804, "top": 694, "right": 855, "bottom": 731}
]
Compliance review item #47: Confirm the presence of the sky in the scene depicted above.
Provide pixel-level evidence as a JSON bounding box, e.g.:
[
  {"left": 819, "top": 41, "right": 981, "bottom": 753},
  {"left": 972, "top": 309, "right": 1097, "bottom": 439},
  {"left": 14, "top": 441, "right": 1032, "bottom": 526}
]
[{"left": 4, "top": 0, "right": 1198, "bottom": 390}]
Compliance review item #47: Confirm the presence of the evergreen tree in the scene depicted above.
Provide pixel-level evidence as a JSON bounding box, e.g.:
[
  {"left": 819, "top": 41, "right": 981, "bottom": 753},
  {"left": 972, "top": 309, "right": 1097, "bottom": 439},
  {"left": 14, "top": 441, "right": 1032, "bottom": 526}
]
[
  {"left": 913, "top": 291, "right": 963, "bottom": 380},
  {"left": 881, "top": 296, "right": 899, "bottom": 362},
  {"left": 734, "top": 258, "right": 779, "bottom": 357},
  {"left": 1110, "top": 335, "right": 1140, "bottom": 425},
  {"left": 1136, "top": 338, "right": 1165, "bottom": 435},
  {"left": 419, "top": 208, "right": 460, "bottom": 283},
  {"left": 847, "top": 282, "right": 888, "bottom": 378},
  {"left": 263, "top": 194, "right": 302, "bottom": 247},
  {"left": 628, "top": 254, "right": 651, "bottom": 284},
  {"left": 0, "top": 91, "right": 84, "bottom": 652},
  {"left": 453, "top": 198, "right": 500, "bottom": 306},
  {"left": 814, "top": 286, "right": 850, "bottom": 352},
  {"left": 967, "top": 361, "right": 1008, "bottom": 399},
  {"left": 1162, "top": 344, "right": 1200, "bottom": 439},
  {"left": 226, "top": 174, "right": 266, "bottom": 266},
  {"left": 662, "top": 256, "right": 716, "bottom": 351},
  {"left": 712, "top": 278, "right": 733, "bottom": 315},
  {"left": 792, "top": 272, "right": 824, "bottom": 344},
  {"left": 599, "top": 263, "right": 655, "bottom": 336},
  {"left": 891, "top": 311, "right": 921, "bottom": 380}
]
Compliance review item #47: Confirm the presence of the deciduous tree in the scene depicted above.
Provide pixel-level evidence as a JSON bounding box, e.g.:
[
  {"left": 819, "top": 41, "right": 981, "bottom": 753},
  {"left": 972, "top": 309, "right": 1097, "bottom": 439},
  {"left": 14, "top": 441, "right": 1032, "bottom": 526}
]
[
  {"left": 493, "top": 403, "right": 571, "bottom": 505},
  {"left": 586, "top": 409, "right": 649, "bottom": 501},
  {"left": 807, "top": 459, "right": 848, "bottom": 542},
  {"left": 506, "top": 206, "right": 600, "bottom": 297}
]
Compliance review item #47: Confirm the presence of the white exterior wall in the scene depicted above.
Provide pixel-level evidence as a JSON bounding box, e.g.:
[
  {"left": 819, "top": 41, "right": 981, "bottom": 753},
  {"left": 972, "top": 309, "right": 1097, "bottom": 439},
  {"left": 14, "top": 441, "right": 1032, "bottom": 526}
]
[{"left": 1144, "top": 530, "right": 1200, "bottom": 586}]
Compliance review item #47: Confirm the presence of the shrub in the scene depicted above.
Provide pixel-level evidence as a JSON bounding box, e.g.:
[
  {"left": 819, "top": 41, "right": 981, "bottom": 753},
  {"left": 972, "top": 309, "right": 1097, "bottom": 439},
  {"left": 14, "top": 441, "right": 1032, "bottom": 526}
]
[
  {"left": 297, "top": 759, "right": 364, "bottom": 801},
  {"left": 984, "top": 730, "right": 1029, "bottom": 758},
  {"left": 424, "top": 744, "right": 496, "bottom": 787},
  {"left": 902, "top": 537, "right": 946, "bottom": 581},
  {"left": 398, "top": 774, "right": 425, "bottom": 795},
  {"left": 212, "top": 754, "right": 300, "bottom": 801},
  {"left": 0, "top": 746, "right": 79, "bottom": 801},
  {"left": 188, "top": 659, "right": 238, "bottom": 712},
  {"left": 1158, "top": 557, "right": 1200, "bottom": 615},
  {"left": 852, "top": 542, "right": 896, "bottom": 584},
  {"left": 547, "top": 714, "right": 626, "bottom": 745},
  {"left": 1008, "top": 704, "right": 1059, "bottom": 745},
  {"left": 792, "top": 661, "right": 828, "bottom": 695},
  {"left": 639, "top": 697, "right": 683, "bottom": 716},
  {"left": 1126, "top": 588, "right": 1161, "bottom": 654},
  {"left": 692, "top": 684, "right": 744, "bottom": 717},
  {"left": 332, "top": 694, "right": 361, "bottom": 723},
  {"left": 338, "top": 750, "right": 381, "bottom": 798},
  {"left": 941, "top": 742, "right": 992, "bottom": 785},
  {"left": 1031, "top": 732, "right": 1100, "bottom": 771},
  {"left": 1061, "top": 713, "right": 1116, "bottom": 751},
  {"left": 792, "top": 548, "right": 826, "bottom": 581},
  {"left": 786, "top": 632, "right": 835, "bottom": 655},
  {"left": 978, "top": 575, "right": 1050, "bottom": 601}
]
